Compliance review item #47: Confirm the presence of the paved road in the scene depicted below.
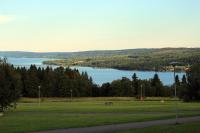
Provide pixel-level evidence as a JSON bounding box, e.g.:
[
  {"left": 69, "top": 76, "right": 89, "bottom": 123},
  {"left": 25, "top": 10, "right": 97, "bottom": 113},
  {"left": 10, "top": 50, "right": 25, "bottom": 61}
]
[{"left": 32, "top": 116, "right": 200, "bottom": 133}]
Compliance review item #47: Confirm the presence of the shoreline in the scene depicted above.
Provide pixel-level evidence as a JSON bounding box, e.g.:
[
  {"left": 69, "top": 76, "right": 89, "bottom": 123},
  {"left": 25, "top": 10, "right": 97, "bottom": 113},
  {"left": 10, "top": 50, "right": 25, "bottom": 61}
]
[{"left": 43, "top": 62, "right": 185, "bottom": 73}]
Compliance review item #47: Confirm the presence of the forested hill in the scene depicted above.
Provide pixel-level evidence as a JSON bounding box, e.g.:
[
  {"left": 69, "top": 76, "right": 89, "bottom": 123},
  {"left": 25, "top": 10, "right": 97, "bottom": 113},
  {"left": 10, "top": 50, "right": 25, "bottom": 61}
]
[
  {"left": 1, "top": 48, "right": 200, "bottom": 71},
  {"left": 1, "top": 48, "right": 199, "bottom": 59},
  {"left": 43, "top": 48, "right": 200, "bottom": 71},
  {"left": 0, "top": 49, "right": 154, "bottom": 58},
  {"left": 0, "top": 49, "right": 157, "bottom": 58}
]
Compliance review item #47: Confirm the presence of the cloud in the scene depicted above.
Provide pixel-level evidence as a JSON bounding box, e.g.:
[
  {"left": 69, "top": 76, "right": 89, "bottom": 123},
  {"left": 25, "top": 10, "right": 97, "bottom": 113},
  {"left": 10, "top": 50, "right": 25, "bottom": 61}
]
[{"left": 0, "top": 15, "right": 15, "bottom": 24}]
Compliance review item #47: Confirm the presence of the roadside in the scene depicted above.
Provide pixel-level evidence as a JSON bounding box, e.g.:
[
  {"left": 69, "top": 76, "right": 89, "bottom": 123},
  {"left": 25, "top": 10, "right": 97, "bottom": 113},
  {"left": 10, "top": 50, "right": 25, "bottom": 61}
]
[
  {"left": 32, "top": 116, "right": 200, "bottom": 133},
  {"left": 113, "top": 121, "right": 200, "bottom": 133}
]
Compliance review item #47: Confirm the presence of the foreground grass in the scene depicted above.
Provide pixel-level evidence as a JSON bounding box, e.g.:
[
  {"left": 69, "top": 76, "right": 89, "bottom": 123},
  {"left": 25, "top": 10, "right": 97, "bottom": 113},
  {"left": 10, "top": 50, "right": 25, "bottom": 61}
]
[
  {"left": 0, "top": 97, "right": 200, "bottom": 133},
  {"left": 114, "top": 122, "right": 200, "bottom": 133}
]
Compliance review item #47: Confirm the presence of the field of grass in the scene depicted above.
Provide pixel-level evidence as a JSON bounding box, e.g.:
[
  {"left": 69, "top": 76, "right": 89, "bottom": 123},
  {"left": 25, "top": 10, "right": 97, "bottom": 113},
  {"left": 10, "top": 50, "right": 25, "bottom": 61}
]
[
  {"left": 0, "top": 97, "right": 200, "bottom": 133},
  {"left": 114, "top": 122, "right": 200, "bottom": 133}
]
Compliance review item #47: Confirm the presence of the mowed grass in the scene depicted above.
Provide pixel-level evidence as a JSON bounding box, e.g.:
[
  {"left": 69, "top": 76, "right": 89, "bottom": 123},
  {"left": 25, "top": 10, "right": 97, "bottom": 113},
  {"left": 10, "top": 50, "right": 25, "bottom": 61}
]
[
  {"left": 113, "top": 122, "right": 200, "bottom": 133},
  {"left": 0, "top": 97, "right": 200, "bottom": 133}
]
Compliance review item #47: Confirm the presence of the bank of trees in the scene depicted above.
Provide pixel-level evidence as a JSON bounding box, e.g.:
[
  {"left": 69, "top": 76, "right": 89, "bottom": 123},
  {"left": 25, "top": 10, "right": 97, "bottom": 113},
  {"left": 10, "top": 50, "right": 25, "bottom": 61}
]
[
  {"left": 176, "top": 64, "right": 200, "bottom": 101},
  {"left": 100, "top": 73, "right": 172, "bottom": 97},
  {"left": 0, "top": 59, "right": 94, "bottom": 112},
  {"left": 1, "top": 58, "right": 200, "bottom": 112},
  {"left": 16, "top": 65, "right": 94, "bottom": 97}
]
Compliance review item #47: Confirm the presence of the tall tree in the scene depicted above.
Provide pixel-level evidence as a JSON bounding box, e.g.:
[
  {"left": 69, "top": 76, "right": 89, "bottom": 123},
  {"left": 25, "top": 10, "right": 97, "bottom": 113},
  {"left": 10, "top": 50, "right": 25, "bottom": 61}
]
[
  {"left": 132, "top": 73, "right": 139, "bottom": 96},
  {"left": 0, "top": 59, "right": 21, "bottom": 112},
  {"left": 184, "top": 64, "right": 200, "bottom": 101},
  {"left": 151, "top": 74, "right": 164, "bottom": 96}
]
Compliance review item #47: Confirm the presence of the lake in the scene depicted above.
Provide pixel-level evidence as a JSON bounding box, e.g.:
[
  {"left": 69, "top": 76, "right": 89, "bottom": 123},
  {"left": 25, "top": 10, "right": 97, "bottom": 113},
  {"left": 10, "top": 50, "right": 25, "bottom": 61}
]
[{"left": 6, "top": 57, "right": 185, "bottom": 86}]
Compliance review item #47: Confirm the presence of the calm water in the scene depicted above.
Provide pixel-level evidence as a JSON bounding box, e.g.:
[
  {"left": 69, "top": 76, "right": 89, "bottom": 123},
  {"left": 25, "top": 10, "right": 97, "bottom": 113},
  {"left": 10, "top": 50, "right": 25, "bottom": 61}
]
[
  {"left": 6, "top": 57, "right": 185, "bottom": 86},
  {"left": 6, "top": 57, "right": 56, "bottom": 67}
]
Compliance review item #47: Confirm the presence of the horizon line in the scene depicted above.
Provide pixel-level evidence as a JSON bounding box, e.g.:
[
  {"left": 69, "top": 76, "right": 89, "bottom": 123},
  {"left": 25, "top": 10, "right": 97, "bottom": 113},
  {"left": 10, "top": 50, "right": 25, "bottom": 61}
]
[{"left": 0, "top": 47, "right": 199, "bottom": 53}]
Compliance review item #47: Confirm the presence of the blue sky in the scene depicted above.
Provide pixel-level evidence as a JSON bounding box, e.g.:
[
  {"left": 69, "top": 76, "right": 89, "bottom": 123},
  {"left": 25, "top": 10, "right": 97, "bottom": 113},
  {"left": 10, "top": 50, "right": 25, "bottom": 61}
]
[{"left": 0, "top": 0, "right": 199, "bottom": 52}]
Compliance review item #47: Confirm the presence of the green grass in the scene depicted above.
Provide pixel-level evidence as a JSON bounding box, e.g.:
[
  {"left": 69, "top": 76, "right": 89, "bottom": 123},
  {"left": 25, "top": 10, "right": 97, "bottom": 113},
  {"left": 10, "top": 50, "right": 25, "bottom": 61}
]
[
  {"left": 113, "top": 122, "right": 200, "bottom": 133},
  {"left": 0, "top": 97, "right": 200, "bottom": 133}
]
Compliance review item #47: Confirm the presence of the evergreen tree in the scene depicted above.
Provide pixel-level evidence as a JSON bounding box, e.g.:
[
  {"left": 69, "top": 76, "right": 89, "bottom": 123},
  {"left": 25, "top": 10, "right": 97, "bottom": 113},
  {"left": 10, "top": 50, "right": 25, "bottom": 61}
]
[
  {"left": 0, "top": 59, "right": 21, "bottom": 112},
  {"left": 175, "top": 75, "right": 181, "bottom": 97},
  {"left": 101, "top": 83, "right": 112, "bottom": 96},
  {"left": 175, "top": 75, "right": 180, "bottom": 86},
  {"left": 132, "top": 73, "right": 139, "bottom": 96},
  {"left": 24, "top": 65, "right": 40, "bottom": 97},
  {"left": 151, "top": 74, "right": 164, "bottom": 96},
  {"left": 184, "top": 64, "right": 200, "bottom": 101},
  {"left": 179, "top": 75, "right": 188, "bottom": 100}
]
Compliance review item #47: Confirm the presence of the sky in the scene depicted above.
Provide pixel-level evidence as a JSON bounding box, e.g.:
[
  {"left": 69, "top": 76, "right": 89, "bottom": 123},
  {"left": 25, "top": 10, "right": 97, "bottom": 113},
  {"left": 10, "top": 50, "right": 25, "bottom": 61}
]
[{"left": 0, "top": 0, "right": 200, "bottom": 52}]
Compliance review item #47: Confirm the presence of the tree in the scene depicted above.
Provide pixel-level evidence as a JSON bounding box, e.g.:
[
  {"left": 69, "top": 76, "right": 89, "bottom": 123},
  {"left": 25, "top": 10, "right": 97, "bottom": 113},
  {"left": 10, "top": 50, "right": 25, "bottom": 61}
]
[
  {"left": 42, "top": 67, "right": 56, "bottom": 97},
  {"left": 150, "top": 74, "right": 164, "bottom": 96},
  {"left": 24, "top": 65, "right": 40, "bottom": 97},
  {"left": 183, "top": 64, "right": 200, "bottom": 101},
  {"left": 140, "top": 80, "right": 151, "bottom": 97},
  {"left": 175, "top": 75, "right": 180, "bottom": 86},
  {"left": 0, "top": 59, "right": 21, "bottom": 112},
  {"left": 120, "top": 77, "right": 133, "bottom": 96},
  {"left": 178, "top": 75, "right": 188, "bottom": 100},
  {"left": 175, "top": 75, "right": 181, "bottom": 97},
  {"left": 132, "top": 73, "right": 139, "bottom": 96},
  {"left": 101, "top": 83, "right": 112, "bottom": 96}
]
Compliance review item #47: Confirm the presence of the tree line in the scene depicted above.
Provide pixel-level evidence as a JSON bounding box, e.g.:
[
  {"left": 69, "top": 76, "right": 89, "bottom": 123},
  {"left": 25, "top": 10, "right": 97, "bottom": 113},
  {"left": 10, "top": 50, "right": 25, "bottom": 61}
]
[
  {"left": 17, "top": 65, "right": 94, "bottom": 98},
  {"left": 44, "top": 48, "right": 200, "bottom": 71},
  {"left": 0, "top": 58, "right": 200, "bottom": 112}
]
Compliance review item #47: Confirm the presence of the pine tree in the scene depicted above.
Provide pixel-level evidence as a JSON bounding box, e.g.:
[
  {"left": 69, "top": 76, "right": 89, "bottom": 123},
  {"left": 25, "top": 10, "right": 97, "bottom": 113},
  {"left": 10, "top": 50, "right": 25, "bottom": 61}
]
[
  {"left": 0, "top": 59, "right": 21, "bottom": 112},
  {"left": 151, "top": 74, "right": 164, "bottom": 96},
  {"left": 132, "top": 73, "right": 139, "bottom": 96}
]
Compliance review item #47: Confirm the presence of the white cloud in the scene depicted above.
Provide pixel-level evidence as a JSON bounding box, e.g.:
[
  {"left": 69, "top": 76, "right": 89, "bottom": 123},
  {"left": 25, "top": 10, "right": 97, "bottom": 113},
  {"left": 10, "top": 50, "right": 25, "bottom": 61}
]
[{"left": 0, "top": 15, "right": 15, "bottom": 24}]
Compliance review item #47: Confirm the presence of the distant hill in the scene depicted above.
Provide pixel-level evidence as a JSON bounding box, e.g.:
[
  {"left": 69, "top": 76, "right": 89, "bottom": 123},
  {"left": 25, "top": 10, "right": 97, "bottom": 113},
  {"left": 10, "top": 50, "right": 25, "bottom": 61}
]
[
  {"left": 1, "top": 48, "right": 200, "bottom": 71},
  {"left": 0, "top": 51, "right": 69, "bottom": 58},
  {"left": 1, "top": 48, "right": 199, "bottom": 59},
  {"left": 40, "top": 48, "right": 200, "bottom": 71},
  {"left": 0, "top": 49, "right": 154, "bottom": 58}
]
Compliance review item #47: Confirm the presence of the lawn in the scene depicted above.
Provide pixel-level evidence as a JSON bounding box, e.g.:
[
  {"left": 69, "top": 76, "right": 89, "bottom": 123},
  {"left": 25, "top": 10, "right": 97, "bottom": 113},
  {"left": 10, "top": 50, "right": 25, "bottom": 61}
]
[
  {"left": 113, "top": 122, "right": 200, "bottom": 133},
  {"left": 0, "top": 97, "right": 200, "bottom": 133}
]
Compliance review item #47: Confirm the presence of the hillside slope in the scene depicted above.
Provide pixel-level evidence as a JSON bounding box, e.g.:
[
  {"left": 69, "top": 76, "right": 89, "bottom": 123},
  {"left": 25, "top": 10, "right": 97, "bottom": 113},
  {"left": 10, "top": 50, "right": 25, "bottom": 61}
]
[{"left": 43, "top": 48, "right": 200, "bottom": 71}]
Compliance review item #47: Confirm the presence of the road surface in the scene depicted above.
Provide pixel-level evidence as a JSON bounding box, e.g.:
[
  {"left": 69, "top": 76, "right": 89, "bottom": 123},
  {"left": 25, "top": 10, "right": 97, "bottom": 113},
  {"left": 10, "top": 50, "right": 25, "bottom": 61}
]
[{"left": 32, "top": 116, "right": 200, "bottom": 133}]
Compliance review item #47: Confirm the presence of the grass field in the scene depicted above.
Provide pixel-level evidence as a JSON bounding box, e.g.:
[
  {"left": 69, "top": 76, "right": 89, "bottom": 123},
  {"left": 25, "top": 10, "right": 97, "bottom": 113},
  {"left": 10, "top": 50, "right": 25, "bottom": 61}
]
[
  {"left": 114, "top": 122, "right": 200, "bottom": 133},
  {"left": 0, "top": 97, "right": 200, "bottom": 133}
]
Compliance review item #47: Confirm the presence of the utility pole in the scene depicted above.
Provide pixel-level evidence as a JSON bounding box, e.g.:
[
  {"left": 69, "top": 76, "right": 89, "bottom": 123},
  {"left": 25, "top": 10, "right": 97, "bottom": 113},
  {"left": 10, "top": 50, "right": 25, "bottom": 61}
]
[
  {"left": 70, "top": 89, "right": 73, "bottom": 102},
  {"left": 140, "top": 84, "right": 143, "bottom": 101},
  {"left": 38, "top": 85, "right": 41, "bottom": 106},
  {"left": 14, "top": 87, "right": 16, "bottom": 109},
  {"left": 170, "top": 62, "right": 180, "bottom": 124},
  {"left": 173, "top": 65, "right": 178, "bottom": 124}
]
